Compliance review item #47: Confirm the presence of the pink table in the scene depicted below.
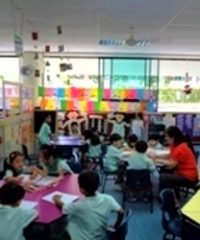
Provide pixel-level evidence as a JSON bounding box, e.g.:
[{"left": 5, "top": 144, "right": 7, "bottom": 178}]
[{"left": 0, "top": 175, "right": 82, "bottom": 224}]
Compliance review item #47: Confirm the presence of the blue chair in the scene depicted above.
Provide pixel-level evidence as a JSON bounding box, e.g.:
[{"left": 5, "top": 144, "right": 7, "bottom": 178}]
[
  {"left": 159, "top": 189, "right": 182, "bottom": 240},
  {"left": 107, "top": 209, "right": 132, "bottom": 240},
  {"left": 123, "top": 169, "right": 154, "bottom": 213}
]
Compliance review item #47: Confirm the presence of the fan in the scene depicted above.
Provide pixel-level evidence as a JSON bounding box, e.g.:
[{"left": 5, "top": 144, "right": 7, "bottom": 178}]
[
  {"left": 20, "top": 65, "right": 33, "bottom": 76},
  {"left": 99, "top": 26, "right": 149, "bottom": 47}
]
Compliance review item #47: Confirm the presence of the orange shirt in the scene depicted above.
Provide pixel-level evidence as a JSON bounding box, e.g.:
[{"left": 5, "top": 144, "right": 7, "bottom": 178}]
[{"left": 170, "top": 143, "right": 198, "bottom": 181}]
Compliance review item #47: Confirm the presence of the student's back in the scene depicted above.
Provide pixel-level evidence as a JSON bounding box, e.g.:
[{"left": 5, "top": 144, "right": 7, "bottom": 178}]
[{"left": 64, "top": 193, "right": 120, "bottom": 240}]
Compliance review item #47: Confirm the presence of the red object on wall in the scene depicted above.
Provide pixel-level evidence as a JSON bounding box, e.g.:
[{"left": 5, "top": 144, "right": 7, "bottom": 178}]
[
  {"left": 32, "top": 32, "right": 38, "bottom": 40},
  {"left": 45, "top": 45, "right": 50, "bottom": 52}
]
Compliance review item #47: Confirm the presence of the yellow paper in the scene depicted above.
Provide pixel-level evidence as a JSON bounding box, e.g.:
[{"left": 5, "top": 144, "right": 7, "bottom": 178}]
[
  {"left": 119, "top": 102, "right": 128, "bottom": 112},
  {"left": 100, "top": 101, "right": 109, "bottom": 112},
  {"left": 89, "top": 88, "right": 98, "bottom": 99},
  {"left": 79, "top": 101, "right": 87, "bottom": 112}
]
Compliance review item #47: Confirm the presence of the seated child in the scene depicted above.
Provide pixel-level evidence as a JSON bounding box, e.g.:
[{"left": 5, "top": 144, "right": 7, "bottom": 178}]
[
  {"left": 88, "top": 134, "right": 102, "bottom": 160},
  {"left": 4, "top": 151, "right": 43, "bottom": 186},
  {"left": 103, "top": 133, "right": 123, "bottom": 172},
  {"left": 127, "top": 140, "right": 156, "bottom": 173},
  {"left": 53, "top": 171, "right": 124, "bottom": 240},
  {"left": 0, "top": 183, "right": 38, "bottom": 240},
  {"left": 126, "top": 134, "right": 138, "bottom": 150},
  {"left": 148, "top": 134, "right": 163, "bottom": 149},
  {"left": 39, "top": 145, "right": 73, "bottom": 181}
]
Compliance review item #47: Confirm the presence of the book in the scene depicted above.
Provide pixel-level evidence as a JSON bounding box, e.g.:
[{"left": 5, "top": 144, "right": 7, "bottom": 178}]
[{"left": 42, "top": 191, "right": 79, "bottom": 205}]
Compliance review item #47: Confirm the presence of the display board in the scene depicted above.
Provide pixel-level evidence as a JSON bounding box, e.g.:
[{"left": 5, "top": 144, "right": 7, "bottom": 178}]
[{"left": 158, "top": 60, "right": 200, "bottom": 112}]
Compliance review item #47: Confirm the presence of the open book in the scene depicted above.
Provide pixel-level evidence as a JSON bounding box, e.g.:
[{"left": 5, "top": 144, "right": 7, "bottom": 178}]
[
  {"left": 21, "top": 174, "right": 57, "bottom": 186},
  {"left": 42, "top": 191, "right": 79, "bottom": 205}
]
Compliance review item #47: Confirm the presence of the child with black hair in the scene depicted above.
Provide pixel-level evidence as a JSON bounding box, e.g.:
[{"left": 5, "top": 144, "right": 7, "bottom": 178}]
[
  {"left": 39, "top": 145, "right": 73, "bottom": 181},
  {"left": 127, "top": 140, "right": 156, "bottom": 173},
  {"left": 148, "top": 134, "right": 163, "bottom": 149},
  {"left": 127, "top": 134, "right": 138, "bottom": 150},
  {"left": 0, "top": 183, "right": 38, "bottom": 240},
  {"left": 4, "top": 151, "right": 43, "bottom": 185},
  {"left": 70, "top": 122, "right": 81, "bottom": 136},
  {"left": 103, "top": 133, "right": 123, "bottom": 172},
  {"left": 88, "top": 134, "right": 102, "bottom": 160},
  {"left": 53, "top": 171, "right": 124, "bottom": 240}
]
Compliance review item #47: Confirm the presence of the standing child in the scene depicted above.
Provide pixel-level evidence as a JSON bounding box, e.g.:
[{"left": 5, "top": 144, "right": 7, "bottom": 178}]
[
  {"left": 38, "top": 114, "right": 53, "bottom": 146},
  {"left": 0, "top": 183, "right": 38, "bottom": 240},
  {"left": 88, "top": 134, "right": 102, "bottom": 160},
  {"left": 39, "top": 145, "right": 73, "bottom": 181},
  {"left": 53, "top": 171, "right": 124, "bottom": 240}
]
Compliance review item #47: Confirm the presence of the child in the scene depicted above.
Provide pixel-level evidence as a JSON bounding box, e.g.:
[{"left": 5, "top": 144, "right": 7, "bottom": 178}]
[
  {"left": 38, "top": 114, "right": 52, "bottom": 146},
  {"left": 127, "top": 140, "right": 156, "bottom": 173},
  {"left": 39, "top": 145, "right": 73, "bottom": 181},
  {"left": 107, "top": 112, "right": 129, "bottom": 139},
  {"left": 53, "top": 171, "right": 124, "bottom": 240},
  {"left": 0, "top": 183, "right": 38, "bottom": 240},
  {"left": 4, "top": 151, "right": 43, "bottom": 184},
  {"left": 148, "top": 134, "right": 163, "bottom": 149},
  {"left": 88, "top": 134, "right": 102, "bottom": 160},
  {"left": 103, "top": 133, "right": 123, "bottom": 172},
  {"left": 70, "top": 122, "right": 81, "bottom": 136},
  {"left": 127, "top": 134, "right": 138, "bottom": 150}
]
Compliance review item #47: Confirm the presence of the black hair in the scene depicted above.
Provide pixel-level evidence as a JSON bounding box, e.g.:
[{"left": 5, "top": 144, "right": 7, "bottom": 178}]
[
  {"left": 148, "top": 134, "right": 160, "bottom": 141},
  {"left": 135, "top": 140, "right": 148, "bottom": 153},
  {"left": 0, "top": 183, "right": 25, "bottom": 205},
  {"left": 78, "top": 171, "right": 99, "bottom": 196},
  {"left": 71, "top": 122, "right": 78, "bottom": 127},
  {"left": 45, "top": 114, "right": 51, "bottom": 121},
  {"left": 83, "top": 129, "right": 93, "bottom": 140},
  {"left": 128, "top": 134, "right": 138, "bottom": 144},
  {"left": 40, "top": 144, "right": 55, "bottom": 160},
  {"left": 109, "top": 133, "right": 122, "bottom": 144},
  {"left": 9, "top": 151, "right": 23, "bottom": 164},
  {"left": 165, "top": 126, "right": 185, "bottom": 146},
  {"left": 90, "top": 134, "right": 100, "bottom": 146}
]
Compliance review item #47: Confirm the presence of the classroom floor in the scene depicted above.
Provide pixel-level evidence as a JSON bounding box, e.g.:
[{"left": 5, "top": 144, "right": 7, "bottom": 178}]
[{"left": 104, "top": 180, "right": 165, "bottom": 240}]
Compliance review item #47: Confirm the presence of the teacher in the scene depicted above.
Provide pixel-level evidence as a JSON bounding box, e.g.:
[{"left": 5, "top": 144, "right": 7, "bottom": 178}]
[
  {"left": 38, "top": 114, "right": 52, "bottom": 146},
  {"left": 156, "top": 126, "right": 198, "bottom": 191}
]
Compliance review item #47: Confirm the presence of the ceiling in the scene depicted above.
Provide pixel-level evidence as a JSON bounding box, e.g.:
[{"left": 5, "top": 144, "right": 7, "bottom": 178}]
[{"left": 1, "top": 0, "right": 200, "bottom": 56}]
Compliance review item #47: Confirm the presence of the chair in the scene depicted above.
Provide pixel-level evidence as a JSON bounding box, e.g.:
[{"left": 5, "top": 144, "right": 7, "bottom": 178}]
[
  {"left": 159, "top": 189, "right": 182, "bottom": 240},
  {"left": 21, "top": 144, "right": 38, "bottom": 165},
  {"left": 181, "top": 218, "right": 200, "bottom": 240},
  {"left": 123, "top": 169, "right": 154, "bottom": 213},
  {"left": 107, "top": 209, "right": 132, "bottom": 240}
]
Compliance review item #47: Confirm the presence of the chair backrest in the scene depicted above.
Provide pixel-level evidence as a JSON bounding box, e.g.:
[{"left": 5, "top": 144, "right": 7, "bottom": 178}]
[
  {"left": 159, "top": 189, "right": 180, "bottom": 231},
  {"left": 107, "top": 209, "right": 132, "bottom": 240},
  {"left": 126, "top": 169, "right": 151, "bottom": 189}
]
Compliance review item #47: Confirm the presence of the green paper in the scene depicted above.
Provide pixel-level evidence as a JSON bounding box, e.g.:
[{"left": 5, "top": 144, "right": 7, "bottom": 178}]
[
  {"left": 38, "top": 86, "right": 44, "bottom": 97},
  {"left": 60, "top": 100, "right": 67, "bottom": 110}
]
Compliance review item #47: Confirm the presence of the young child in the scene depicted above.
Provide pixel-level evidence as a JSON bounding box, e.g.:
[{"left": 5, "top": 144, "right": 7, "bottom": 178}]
[
  {"left": 53, "top": 171, "right": 124, "bottom": 240},
  {"left": 103, "top": 133, "right": 123, "bottom": 172},
  {"left": 38, "top": 114, "right": 52, "bottom": 146},
  {"left": 4, "top": 151, "right": 43, "bottom": 184},
  {"left": 127, "top": 134, "right": 138, "bottom": 150},
  {"left": 39, "top": 145, "right": 73, "bottom": 181},
  {"left": 0, "top": 183, "right": 38, "bottom": 240},
  {"left": 88, "top": 134, "right": 102, "bottom": 160},
  {"left": 148, "top": 134, "right": 163, "bottom": 150},
  {"left": 127, "top": 140, "right": 156, "bottom": 173},
  {"left": 70, "top": 122, "right": 81, "bottom": 136}
]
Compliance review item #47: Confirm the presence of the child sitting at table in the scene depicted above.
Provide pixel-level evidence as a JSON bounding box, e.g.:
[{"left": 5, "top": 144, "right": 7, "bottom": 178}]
[
  {"left": 0, "top": 183, "right": 38, "bottom": 240},
  {"left": 103, "top": 133, "right": 123, "bottom": 172},
  {"left": 88, "top": 134, "right": 102, "bottom": 160},
  {"left": 148, "top": 134, "right": 163, "bottom": 150},
  {"left": 39, "top": 145, "right": 73, "bottom": 181},
  {"left": 127, "top": 140, "right": 156, "bottom": 173},
  {"left": 53, "top": 171, "right": 124, "bottom": 240},
  {"left": 126, "top": 134, "right": 138, "bottom": 150},
  {"left": 4, "top": 151, "right": 43, "bottom": 186}
]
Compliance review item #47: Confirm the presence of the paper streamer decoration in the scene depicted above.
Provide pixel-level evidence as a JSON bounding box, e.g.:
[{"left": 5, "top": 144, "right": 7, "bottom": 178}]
[
  {"left": 60, "top": 100, "right": 67, "bottom": 110},
  {"left": 136, "top": 89, "right": 144, "bottom": 99},
  {"left": 103, "top": 89, "right": 111, "bottom": 99},
  {"left": 79, "top": 101, "right": 87, "bottom": 112},
  {"left": 38, "top": 87, "right": 44, "bottom": 97},
  {"left": 56, "top": 88, "right": 65, "bottom": 98},
  {"left": 87, "top": 101, "right": 94, "bottom": 112},
  {"left": 45, "top": 88, "right": 55, "bottom": 97},
  {"left": 65, "top": 88, "right": 71, "bottom": 98}
]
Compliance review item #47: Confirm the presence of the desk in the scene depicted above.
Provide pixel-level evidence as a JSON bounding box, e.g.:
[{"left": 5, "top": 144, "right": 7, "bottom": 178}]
[
  {"left": 51, "top": 136, "right": 84, "bottom": 147},
  {"left": 181, "top": 189, "right": 200, "bottom": 225},
  {"left": 0, "top": 175, "right": 82, "bottom": 224},
  {"left": 147, "top": 148, "right": 170, "bottom": 157}
]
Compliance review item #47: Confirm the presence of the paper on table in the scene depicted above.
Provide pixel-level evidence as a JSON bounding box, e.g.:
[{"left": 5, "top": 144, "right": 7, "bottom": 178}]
[
  {"left": 20, "top": 200, "right": 38, "bottom": 210},
  {"left": 42, "top": 191, "right": 79, "bottom": 205},
  {"left": 21, "top": 174, "right": 57, "bottom": 186}
]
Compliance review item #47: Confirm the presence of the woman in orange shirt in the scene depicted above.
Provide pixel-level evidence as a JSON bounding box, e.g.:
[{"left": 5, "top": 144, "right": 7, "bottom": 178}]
[{"left": 155, "top": 126, "right": 198, "bottom": 191}]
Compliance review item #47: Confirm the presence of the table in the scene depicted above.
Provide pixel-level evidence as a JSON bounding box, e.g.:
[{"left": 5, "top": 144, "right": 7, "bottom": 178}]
[
  {"left": 0, "top": 175, "right": 82, "bottom": 224},
  {"left": 181, "top": 189, "right": 200, "bottom": 225},
  {"left": 147, "top": 148, "right": 170, "bottom": 157},
  {"left": 51, "top": 136, "right": 84, "bottom": 147}
]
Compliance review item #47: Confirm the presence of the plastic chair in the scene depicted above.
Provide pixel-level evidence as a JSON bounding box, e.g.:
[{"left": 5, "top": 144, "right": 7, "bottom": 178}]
[
  {"left": 123, "top": 169, "right": 154, "bottom": 213},
  {"left": 159, "top": 189, "right": 182, "bottom": 240},
  {"left": 107, "top": 209, "right": 132, "bottom": 240}
]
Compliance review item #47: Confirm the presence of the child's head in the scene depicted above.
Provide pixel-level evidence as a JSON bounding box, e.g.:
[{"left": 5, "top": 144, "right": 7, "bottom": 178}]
[
  {"left": 39, "top": 144, "right": 54, "bottom": 165},
  {"left": 109, "top": 133, "right": 122, "bottom": 148},
  {"left": 114, "top": 112, "right": 124, "bottom": 123},
  {"left": 128, "top": 134, "right": 138, "bottom": 149},
  {"left": 71, "top": 122, "right": 79, "bottom": 131},
  {"left": 0, "top": 183, "right": 25, "bottom": 206},
  {"left": 45, "top": 114, "right": 52, "bottom": 123},
  {"left": 9, "top": 151, "right": 24, "bottom": 172},
  {"left": 78, "top": 171, "right": 99, "bottom": 196},
  {"left": 90, "top": 134, "right": 100, "bottom": 146},
  {"left": 135, "top": 140, "right": 148, "bottom": 153},
  {"left": 148, "top": 134, "right": 160, "bottom": 148}
]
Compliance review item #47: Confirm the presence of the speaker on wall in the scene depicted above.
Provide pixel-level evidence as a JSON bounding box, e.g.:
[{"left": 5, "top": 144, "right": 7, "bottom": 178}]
[{"left": 34, "top": 110, "right": 56, "bottom": 134}]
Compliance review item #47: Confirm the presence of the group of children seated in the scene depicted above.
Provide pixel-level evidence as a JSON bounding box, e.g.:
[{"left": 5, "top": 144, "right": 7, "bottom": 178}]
[{"left": 0, "top": 126, "right": 164, "bottom": 240}]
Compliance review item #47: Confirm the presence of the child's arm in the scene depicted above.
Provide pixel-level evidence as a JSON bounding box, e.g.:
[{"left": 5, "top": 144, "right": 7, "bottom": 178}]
[
  {"left": 4, "top": 170, "right": 23, "bottom": 183},
  {"left": 28, "top": 166, "right": 47, "bottom": 178},
  {"left": 124, "top": 122, "right": 130, "bottom": 127},
  {"left": 107, "top": 119, "right": 115, "bottom": 124},
  {"left": 113, "top": 209, "right": 124, "bottom": 229}
]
